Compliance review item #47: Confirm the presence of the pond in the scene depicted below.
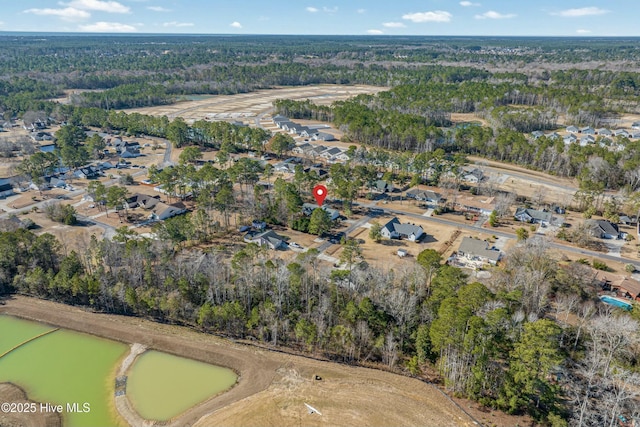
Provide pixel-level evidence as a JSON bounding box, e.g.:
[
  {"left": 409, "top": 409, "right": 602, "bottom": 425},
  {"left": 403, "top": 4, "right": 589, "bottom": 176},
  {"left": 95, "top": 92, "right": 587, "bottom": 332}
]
[
  {"left": 0, "top": 315, "right": 127, "bottom": 427},
  {"left": 127, "top": 350, "right": 237, "bottom": 421}
]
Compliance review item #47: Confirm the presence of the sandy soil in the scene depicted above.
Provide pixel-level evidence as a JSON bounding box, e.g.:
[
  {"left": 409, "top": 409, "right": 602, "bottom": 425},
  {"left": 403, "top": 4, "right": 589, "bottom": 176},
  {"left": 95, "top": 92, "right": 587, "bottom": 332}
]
[
  {"left": 0, "top": 296, "right": 477, "bottom": 427},
  {"left": 0, "top": 383, "right": 62, "bottom": 427},
  {"left": 122, "top": 85, "right": 387, "bottom": 122}
]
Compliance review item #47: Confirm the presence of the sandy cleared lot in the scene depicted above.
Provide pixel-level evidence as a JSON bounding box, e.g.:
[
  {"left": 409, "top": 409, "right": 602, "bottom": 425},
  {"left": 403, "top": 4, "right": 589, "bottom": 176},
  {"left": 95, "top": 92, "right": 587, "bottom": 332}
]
[
  {"left": 0, "top": 296, "right": 476, "bottom": 427},
  {"left": 121, "top": 85, "right": 387, "bottom": 122}
]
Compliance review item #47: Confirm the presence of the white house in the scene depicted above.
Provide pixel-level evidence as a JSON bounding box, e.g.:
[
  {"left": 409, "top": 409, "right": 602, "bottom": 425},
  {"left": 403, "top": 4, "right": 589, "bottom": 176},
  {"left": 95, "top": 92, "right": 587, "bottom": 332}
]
[
  {"left": 380, "top": 217, "right": 424, "bottom": 242},
  {"left": 149, "top": 202, "right": 187, "bottom": 221}
]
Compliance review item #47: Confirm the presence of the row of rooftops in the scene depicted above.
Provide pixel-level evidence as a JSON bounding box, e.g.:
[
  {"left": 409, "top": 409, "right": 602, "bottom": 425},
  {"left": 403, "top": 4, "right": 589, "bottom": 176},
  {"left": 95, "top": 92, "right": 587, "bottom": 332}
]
[{"left": 272, "top": 115, "right": 336, "bottom": 141}]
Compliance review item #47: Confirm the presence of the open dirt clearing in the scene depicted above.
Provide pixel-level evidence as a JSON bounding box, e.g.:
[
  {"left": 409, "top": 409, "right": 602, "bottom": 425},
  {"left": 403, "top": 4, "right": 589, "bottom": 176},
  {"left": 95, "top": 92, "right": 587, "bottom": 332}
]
[
  {"left": 1, "top": 296, "right": 476, "bottom": 427},
  {"left": 122, "top": 85, "right": 387, "bottom": 121}
]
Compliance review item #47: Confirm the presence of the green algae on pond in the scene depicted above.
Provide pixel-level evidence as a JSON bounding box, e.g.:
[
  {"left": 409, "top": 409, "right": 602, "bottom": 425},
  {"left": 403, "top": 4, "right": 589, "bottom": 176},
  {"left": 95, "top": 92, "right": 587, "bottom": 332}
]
[
  {"left": 0, "top": 315, "right": 127, "bottom": 427},
  {"left": 0, "top": 315, "right": 55, "bottom": 355},
  {"left": 127, "top": 350, "right": 237, "bottom": 421}
]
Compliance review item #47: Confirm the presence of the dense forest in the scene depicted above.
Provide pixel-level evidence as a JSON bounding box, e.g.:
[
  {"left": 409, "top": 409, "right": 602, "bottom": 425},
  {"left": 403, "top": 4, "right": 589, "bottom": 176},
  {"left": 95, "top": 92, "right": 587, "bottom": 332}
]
[
  {"left": 0, "top": 227, "right": 638, "bottom": 427},
  {"left": 3, "top": 35, "right": 640, "bottom": 426}
]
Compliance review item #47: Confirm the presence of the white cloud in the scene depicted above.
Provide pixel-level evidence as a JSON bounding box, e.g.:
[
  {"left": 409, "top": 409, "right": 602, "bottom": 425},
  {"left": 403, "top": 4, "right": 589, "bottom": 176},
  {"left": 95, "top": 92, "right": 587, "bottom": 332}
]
[
  {"left": 24, "top": 7, "right": 91, "bottom": 21},
  {"left": 366, "top": 29, "right": 384, "bottom": 35},
  {"left": 459, "top": 1, "right": 480, "bottom": 6},
  {"left": 230, "top": 21, "right": 242, "bottom": 28},
  {"left": 65, "top": 0, "right": 130, "bottom": 14},
  {"left": 475, "top": 10, "right": 516, "bottom": 19},
  {"left": 383, "top": 22, "right": 406, "bottom": 28},
  {"left": 357, "top": 9, "right": 366, "bottom": 14},
  {"left": 306, "top": 6, "right": 318, "bottom": 13},
  {"left": 552, "top": 7, "right": 609, "bottom": 17},
  {"left": 147, "top": 6, "right": 171, "bottom": 12},
  {"left": 162, "top": 21, "right": 194, "bottom": 27},
  {"left": 576, "top": 29, "right": 592, "bottom": 34},
  {"left": 78, "top": 21, "right": 136, "bottom": 32},
  {"left": 323, "top": 6, "right": 338, "bottom": 13},
  {"left": 402, "top": 11, "right": 452, "bottom": 23}
]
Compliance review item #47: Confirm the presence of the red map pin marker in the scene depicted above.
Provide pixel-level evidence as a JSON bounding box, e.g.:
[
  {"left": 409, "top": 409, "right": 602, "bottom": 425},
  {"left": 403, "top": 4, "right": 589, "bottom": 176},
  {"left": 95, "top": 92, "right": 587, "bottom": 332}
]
[{"left": 313, "top": 184, "right": 328, "bottom": 207}]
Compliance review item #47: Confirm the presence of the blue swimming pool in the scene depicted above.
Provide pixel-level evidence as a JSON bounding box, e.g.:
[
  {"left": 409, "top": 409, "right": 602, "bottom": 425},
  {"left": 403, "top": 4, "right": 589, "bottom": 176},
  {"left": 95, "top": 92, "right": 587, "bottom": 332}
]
[{"left": 600, "top": 295, "right": 633, "bottom": 311}]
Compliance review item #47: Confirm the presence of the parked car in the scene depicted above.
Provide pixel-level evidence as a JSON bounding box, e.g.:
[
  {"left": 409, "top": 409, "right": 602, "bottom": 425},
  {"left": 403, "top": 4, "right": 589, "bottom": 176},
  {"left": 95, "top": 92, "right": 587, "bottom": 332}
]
[{"left": 289, "top": 242, "right": 302, "bottom": 248}]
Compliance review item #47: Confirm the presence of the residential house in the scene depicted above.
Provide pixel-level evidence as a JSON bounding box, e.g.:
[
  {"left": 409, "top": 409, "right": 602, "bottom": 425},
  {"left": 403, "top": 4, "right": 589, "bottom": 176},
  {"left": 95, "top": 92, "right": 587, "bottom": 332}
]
[
  {"left": 300, "top": 128, "right": 318, "bottom": 138},
  {"left": 619, "top": 215, "right": 636, "bottom": 226},
  {"left": 302, "top": 203, "right": 340, "bottom": 220},
  {"left": 461, "top": 168, "right": 484, "bottom": 183},
  {"left": 272, "top": 115, "right": 289, "bottom": 124},
  {"left": 320, "top": 147, "right": 343, "bottom": 160},
  {"left": 544, "top": 132, "right": 560, "bottom": 140},
  {"left": 614, "top": 129, "right": 630, "bottom": 138},
  {"left": 124, "top": 193, "right": 161, "bottom": 210},
  {"left": 588, "top": 219, "right": 621, "bottom": 239},
  {"left": 120, "top": 149, "right": 140, "bottom": 159},
  {"left": 149, "top": 202, "right": 187, "bottom": 221},
  {"left": 374, "top": 180, "right": 394, "bottom": 193},
  {"left": 597, "top": 272, "right": 640, "bottom": 302},
  {"left": 596, "top": 128, "right": 612, "bottom": 136},
  {"left": 48, "top": 177, "right": 66, "bottom": 189},
  {"left": 0, "top": 183, "right": 14, "bottom": 198},
  {"left": 312, "top": 132, "right": 336, "bottom": 142},
  {"left": 457, "top": 237, "right": 501, "bottom": 266},
  {"left": 531, "top": 131, "right": 544, "bottom": 139},
  {"left": 380, "top": 217, "right": 425, "bottom": 242},
  {"left": 579, "top": 135, "right": 596, "bottom": 146},
  {"left": 514, "top": 207, "right": 552, "bottom": 225},
  {"left": 563, "top": 134, "right": 577, "bottom": 145},
  {"left": 244, "top": 229, "right": 285, "bottom": 250},
  {"left": 455, "top": 195, "right": 496, "bottom": 216},
  {"left": 73, "top": 166, "right": 101, "bottom": 180},
  {"left": 632, "top": 122, "right": 640, "bottom": 130},
  {"left": 30, "top": 132, "right": 53, "bottom": 142},
  {"left": 566, "top": 125, "right": 579, "bottom": 133},
  {"left": 405, "top": 188, "right": 442, "bottom": 205},
  {"left": 579, "top": 126, "right": 595, "bottom": 134},
  {"left": 630, "top": 131, "right": 640, "bottom": 139},
  {"left": 333, "top": 151, "right": 350, "bottom": 162},
  {"left": 292, "top": 143, "right": 313, "bottom": 154}
]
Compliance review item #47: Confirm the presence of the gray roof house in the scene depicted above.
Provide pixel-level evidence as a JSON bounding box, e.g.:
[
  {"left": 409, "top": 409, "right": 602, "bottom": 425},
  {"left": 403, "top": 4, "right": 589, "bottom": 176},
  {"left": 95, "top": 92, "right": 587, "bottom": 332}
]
[
  {"left": 244, "top": 230, "right": 285, "bottom": 250},
  {"left": 580, "top": 127, "right": 596, "bottom": 135},
  {"left": 596, "top": 128, "right": 612, "bottom": 136},
  {"left": 514, "top": 208, "right": 552, "bottom": 225},
  {"left": 588, "top": 219, "right": 620, "bottom": 239},
  {"left": 0, "top": 183, "right": 14, "bottom": 198},
  {"left": 312, "top": 132, "right": 336, "bottom": 142},
  {"left": 320, "top": 147, "right": 343, "bottom": 159},
  {"left": 374, "top": 180, "right": 394, "bottom": 193},
  {"left": 563, "top": 134, "right": 577, "bottom": 145},
  {"left": 531, "top": 131, "right": 544, "bottom": 139},
  {"left": 566, "top": 126, "right": 579, "bottom": 133},
  {"left": 457, "top": 237, "right": 501, "bottom": 265},
  {"left": 406, "top": 188, "right": 442, "bottom": 204},
  {"left": 302, "top": 203, "right": 340, "bottom": 221},
  {"left": 462, "top": 168, "right": 484, "bottom": 183},
  {"left": 380, "top": 217, "right": 424, "bottom": 242}
]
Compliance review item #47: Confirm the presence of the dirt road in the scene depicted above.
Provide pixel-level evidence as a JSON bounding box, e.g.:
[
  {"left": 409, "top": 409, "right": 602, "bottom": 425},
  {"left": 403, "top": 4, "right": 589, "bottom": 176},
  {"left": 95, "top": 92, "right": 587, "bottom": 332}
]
[{"left": 0, "top": 296, "right": 476, "bottom": 427}]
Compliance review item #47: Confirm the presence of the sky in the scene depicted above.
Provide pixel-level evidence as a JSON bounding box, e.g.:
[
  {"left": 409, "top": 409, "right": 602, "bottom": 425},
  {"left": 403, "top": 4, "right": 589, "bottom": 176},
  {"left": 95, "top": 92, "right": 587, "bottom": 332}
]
[{"left": 3, "top": 0, "right": 639, "bottom": 36}]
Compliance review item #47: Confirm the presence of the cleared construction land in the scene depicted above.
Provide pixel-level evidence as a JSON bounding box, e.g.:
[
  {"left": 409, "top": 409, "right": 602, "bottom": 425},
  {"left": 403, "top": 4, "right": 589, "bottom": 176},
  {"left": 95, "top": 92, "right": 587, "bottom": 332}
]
[{"left": 122, "top": 85, "right": 387, "bottom": 121}]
